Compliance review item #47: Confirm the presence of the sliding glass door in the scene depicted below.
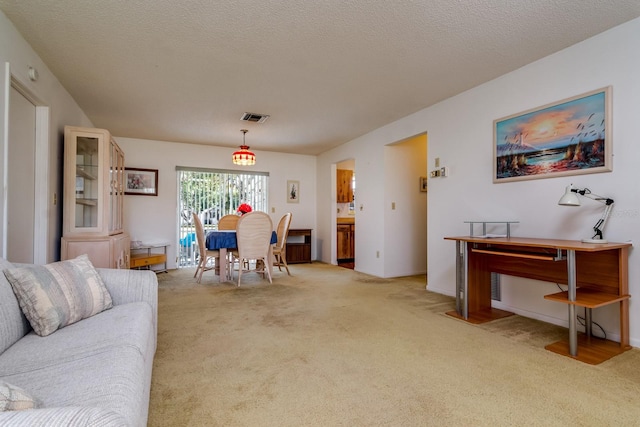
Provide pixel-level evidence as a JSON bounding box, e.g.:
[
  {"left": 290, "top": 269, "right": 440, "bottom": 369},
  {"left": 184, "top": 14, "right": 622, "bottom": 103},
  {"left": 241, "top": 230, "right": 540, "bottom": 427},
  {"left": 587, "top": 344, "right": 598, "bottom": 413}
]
[{"left": 176, "top": 167, "right": 269, "bottom": 267}]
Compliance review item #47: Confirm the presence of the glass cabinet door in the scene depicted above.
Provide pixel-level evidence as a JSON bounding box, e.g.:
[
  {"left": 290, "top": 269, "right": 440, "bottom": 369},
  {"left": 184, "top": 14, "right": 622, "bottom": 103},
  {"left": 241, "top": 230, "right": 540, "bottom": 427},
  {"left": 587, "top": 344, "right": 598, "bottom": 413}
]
[
  {"left": 109, "top": 140, "right": 125, "bottom": 233},
  {"left": 74, "top": 135, "right": 100, "bottom": 229}
]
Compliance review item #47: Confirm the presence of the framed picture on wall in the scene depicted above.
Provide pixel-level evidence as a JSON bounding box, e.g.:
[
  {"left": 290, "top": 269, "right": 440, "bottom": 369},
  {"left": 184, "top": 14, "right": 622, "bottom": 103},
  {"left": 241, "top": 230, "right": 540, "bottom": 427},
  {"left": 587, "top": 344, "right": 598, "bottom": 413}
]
[
  {"left": 493, "top": 86, "right": 612, "bottom": 183},
  {"left": 287, "top": 180, "right": 299, "bottom": 203},
  {"left": 125, "top": 168, "right": 158, "bottom": 196}
]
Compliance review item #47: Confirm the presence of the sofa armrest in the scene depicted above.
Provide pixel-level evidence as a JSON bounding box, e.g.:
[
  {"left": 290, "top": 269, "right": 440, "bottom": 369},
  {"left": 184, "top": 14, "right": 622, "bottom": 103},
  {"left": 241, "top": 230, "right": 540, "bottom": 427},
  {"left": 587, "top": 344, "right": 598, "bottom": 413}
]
[
  {"left": 0, "top": 406, "right": 128, "bottom": 426},
  {"left": 97, "top": 268, "right": 158, "bottom": 336}
]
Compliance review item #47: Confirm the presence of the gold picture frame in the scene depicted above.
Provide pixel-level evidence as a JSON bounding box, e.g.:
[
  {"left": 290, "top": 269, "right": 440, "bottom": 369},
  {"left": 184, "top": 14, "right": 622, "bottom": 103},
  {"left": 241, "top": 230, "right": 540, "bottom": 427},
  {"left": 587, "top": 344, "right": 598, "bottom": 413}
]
[{"left": 494, "top": 86, "right": 612, "bottom": 183}]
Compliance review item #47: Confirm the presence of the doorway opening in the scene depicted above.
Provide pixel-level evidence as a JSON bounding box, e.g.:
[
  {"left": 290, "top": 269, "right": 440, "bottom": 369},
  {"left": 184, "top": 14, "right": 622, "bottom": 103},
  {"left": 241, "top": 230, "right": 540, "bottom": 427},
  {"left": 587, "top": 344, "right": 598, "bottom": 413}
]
[
  {"left": 383, "top": 133, "right": 427, "bottom": 277},
  {"left": 4, "top": 72, "right": 49, "bottom": 264},
  {"left": 336, "top": 159, "right": 355, "bottom": 269}
]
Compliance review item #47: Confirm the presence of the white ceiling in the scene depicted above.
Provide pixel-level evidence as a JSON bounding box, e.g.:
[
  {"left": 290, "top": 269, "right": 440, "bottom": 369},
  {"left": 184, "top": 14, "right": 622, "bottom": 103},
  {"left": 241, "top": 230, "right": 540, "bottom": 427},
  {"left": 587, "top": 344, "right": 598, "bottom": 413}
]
[{"left": 1, "top": 1, "right": 639, "bottom": 155}]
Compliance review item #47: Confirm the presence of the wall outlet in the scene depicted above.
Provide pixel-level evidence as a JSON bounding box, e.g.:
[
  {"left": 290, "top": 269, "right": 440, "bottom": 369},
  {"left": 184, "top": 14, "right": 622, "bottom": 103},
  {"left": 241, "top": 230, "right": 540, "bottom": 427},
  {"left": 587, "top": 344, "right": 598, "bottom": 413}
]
[
  {"left": 391, "top": 202, "right": 395, "bottom": 210},
  {"left": 376, "top": 251, "right": 380, "bottom": 258}
]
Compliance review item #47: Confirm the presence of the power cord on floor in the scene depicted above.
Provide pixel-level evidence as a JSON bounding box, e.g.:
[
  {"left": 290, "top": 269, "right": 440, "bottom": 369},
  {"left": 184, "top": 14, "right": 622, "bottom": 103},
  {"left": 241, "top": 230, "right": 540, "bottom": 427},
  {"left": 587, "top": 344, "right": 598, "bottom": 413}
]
[{"left": 556, "top": 283, "right": 607, "bottom": 340}]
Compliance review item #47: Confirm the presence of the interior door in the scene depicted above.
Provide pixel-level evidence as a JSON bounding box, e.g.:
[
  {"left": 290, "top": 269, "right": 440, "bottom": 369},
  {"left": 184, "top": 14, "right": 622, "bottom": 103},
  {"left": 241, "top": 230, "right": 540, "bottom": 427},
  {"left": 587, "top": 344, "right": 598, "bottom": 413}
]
[{"left": 7, "top": 85, "right": 36, "bottom": 263}]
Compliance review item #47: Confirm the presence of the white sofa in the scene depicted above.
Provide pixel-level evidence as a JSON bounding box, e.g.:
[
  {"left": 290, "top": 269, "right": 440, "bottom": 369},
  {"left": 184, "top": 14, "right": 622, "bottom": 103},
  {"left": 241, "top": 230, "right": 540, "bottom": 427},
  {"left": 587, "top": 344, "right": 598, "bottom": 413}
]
[{"left": 0, "top": 257, "right": 157, "bottom": 426}]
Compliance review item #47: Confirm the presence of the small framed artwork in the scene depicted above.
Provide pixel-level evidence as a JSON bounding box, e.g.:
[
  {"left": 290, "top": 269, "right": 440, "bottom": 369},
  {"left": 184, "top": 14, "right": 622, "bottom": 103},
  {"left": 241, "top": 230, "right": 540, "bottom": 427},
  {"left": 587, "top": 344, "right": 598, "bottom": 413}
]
[
  {"left": 287, "top": 180, "right": 299, "bottom": 203},
  {"left": 125, "top": 168, "right": 158, "bottom": 196},
  {"left": 494, "top": 86, "right": 612, "bottom": 183},
  {"left": 420, "top": 176, "right": 428, "bottom": 192}
]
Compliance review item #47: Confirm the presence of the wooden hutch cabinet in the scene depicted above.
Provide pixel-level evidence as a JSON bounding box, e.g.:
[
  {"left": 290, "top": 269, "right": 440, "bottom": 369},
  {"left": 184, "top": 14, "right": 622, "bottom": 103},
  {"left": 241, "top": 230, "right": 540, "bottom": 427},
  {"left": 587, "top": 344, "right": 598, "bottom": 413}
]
[{"left": 61, "top": 126, "right": 130, "bottom": 268}]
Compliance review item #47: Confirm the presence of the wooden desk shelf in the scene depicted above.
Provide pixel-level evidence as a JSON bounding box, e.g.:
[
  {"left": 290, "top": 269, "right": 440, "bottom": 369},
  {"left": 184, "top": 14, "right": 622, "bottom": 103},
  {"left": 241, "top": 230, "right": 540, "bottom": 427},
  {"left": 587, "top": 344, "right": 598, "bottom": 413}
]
[
  {"left": 545, "top": 334, "right": 630, "bottom": 365},
  {"left": 471, "top": 248, "right": 557, "bottom": 261},
  {"left": 544, "top": 289, "right": 630, "bottom": 308}
]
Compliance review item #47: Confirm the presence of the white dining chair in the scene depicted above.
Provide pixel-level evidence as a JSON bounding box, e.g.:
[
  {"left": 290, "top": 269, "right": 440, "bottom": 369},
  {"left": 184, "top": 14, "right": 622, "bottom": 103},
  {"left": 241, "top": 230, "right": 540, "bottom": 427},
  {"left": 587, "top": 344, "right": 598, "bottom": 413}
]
[
  {"left": 273, "top": 212, "right": 293, "bottom": 275},
  {"left": 217, "top": 214, "right": 239, "bottom": 230},
  {"left": 192, "top": 212, "right": 220, "bottom": 283},
  {"left": 233, "top": 211, "right": 273, "bottom": 286}
]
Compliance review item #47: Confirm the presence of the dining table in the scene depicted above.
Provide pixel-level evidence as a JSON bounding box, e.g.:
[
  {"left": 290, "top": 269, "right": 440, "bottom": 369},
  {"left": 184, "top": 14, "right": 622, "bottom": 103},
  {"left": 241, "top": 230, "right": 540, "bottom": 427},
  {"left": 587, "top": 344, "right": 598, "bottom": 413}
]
[{"left": 205, "top": 230, "right": 277, "bottom": 283}]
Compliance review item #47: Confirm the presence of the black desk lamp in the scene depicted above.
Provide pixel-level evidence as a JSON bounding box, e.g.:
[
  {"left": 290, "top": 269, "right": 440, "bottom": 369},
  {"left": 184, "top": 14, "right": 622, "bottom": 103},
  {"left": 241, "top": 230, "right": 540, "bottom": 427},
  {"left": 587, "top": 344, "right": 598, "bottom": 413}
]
[{"left": 558, "top": 184, "right": 614, "bottom": 243}]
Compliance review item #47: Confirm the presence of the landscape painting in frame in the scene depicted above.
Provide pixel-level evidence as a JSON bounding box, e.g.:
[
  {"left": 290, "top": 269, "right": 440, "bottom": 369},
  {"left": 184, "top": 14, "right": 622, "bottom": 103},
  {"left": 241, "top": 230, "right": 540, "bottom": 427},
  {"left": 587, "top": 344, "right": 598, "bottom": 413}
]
[{"left": 493, "top": 86, "right": 612, "bottom": 183}]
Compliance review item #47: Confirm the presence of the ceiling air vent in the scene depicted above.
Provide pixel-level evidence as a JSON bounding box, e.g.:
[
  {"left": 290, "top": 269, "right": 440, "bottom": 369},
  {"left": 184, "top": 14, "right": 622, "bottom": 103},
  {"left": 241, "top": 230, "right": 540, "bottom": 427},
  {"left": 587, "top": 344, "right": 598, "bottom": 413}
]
[{"left": 241, "top": 112, "right": 270, "bottom": 123}]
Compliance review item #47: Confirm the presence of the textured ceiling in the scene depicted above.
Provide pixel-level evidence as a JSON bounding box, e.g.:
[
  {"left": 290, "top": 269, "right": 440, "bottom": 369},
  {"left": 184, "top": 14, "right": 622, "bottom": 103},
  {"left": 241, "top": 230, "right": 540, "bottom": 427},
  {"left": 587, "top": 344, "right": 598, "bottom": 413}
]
[{"left": 1, "top": 1, "right": 639, "bottom": 155}]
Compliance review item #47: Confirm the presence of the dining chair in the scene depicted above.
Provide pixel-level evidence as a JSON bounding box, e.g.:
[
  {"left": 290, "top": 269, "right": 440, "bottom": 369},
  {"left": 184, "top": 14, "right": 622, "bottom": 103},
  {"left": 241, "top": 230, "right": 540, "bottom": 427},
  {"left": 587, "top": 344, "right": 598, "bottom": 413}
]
[
  {"left": 217, "top": 214, "right": 239, "bottom": 230},
  {"left": 217, "top": 213, "right": 240, "bottom": 273},
  {"left": 272, "top": 212, "right": 293, "bottom": 275},
  {"left": 192, "top": 212, "right": 220, "bottom": 283},
  {"left": 233, "top": 211, "right": 273, "bottom": 286}
]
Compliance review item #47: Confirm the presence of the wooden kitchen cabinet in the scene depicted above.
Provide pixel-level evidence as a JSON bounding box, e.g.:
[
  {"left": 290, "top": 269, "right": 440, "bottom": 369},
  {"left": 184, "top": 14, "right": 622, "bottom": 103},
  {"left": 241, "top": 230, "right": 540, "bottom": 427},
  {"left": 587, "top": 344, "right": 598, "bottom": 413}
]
[
  {"left": 337, "top": 169, "right": 353, "bottom": 203},
  {"left": 337, "top": 223, "right": 355, "bottom": 260},
  {"left": 61, "top": 126, "right": 129, "bottom": 268}
]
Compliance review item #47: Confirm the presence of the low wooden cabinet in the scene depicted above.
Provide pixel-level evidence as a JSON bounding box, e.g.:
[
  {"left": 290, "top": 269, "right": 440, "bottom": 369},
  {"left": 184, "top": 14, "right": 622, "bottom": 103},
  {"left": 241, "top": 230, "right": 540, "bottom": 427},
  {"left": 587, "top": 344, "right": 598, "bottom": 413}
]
[
  {"left": 337, "top": 224, "right": 354, "bottom": 260},
  {"left": 286, "top": 229, "right": 312, "bottom": 264},
  {"left": 61, "top": 234, "right": 130, "bottom": 269}
]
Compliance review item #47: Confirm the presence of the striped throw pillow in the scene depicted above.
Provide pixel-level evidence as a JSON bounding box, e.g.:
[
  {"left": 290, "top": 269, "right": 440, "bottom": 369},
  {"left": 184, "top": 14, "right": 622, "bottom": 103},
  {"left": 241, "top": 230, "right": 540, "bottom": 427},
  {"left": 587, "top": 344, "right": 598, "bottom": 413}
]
[
  {"left": 0, "top": 381, "right": 37, "bottom": 411},
  {"left": 3, "top": 254, "right": 113, "bottom": 337}
]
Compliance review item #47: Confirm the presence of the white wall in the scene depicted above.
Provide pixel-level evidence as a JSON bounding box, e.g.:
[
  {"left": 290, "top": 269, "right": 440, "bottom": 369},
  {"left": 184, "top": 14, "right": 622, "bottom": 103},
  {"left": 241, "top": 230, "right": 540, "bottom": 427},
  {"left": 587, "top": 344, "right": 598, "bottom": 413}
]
[
  {"left": 319, "top": 18, "right": 640, "bottom": 345},
  {"left": 0, "top": 11, "right": 93, "bottom": 262},
  {"left": 116, "top": 137, "right": 317, "bottom": 269}
]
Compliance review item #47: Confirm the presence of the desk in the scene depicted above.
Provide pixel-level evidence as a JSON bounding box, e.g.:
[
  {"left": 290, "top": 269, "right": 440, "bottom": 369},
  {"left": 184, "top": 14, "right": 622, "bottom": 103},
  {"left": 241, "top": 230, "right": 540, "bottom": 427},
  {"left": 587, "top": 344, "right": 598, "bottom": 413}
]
[
  {"left": 206, "top": 231, "right": 277, "bottom": 283},
  {"left": 444, "top": 236, "right": 631, "bottom": 364}
]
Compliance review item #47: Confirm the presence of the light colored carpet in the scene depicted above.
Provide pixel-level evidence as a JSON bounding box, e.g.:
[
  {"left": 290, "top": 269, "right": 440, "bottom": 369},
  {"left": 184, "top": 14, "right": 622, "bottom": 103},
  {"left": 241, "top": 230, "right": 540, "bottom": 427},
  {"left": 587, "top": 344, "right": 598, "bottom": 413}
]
[{"left": 149, "top": 263, "right": 640, "bottom": 426}]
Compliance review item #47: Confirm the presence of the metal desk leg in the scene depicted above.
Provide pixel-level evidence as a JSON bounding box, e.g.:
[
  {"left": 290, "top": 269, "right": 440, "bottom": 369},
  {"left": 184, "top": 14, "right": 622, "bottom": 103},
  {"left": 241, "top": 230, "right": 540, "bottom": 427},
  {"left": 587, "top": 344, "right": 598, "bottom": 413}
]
[
  {"left": 567, "top": 249, "right": 577, "bottom": 356},
  {"left": 585, "top": 308, "right": 592, "bottom": 339},
  {"left": 455, "top": 241, "right": 468, "bottom": 320}
]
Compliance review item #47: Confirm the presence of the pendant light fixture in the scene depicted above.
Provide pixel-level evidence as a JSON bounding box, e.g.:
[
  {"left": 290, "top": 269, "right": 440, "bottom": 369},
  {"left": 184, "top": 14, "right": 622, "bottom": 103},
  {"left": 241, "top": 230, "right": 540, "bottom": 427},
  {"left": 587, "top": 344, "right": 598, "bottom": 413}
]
[{"left": 232, "top": 129, "right": 256, "bottom": 166}]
